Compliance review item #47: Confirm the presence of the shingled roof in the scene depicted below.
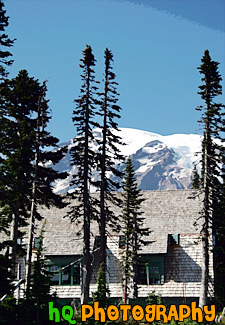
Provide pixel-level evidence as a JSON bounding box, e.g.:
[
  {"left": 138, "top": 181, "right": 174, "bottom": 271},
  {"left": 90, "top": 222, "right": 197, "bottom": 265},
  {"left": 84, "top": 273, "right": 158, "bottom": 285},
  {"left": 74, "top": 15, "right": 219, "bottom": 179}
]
[{"left": 34, "top": 190, "right": 202, "bottom": 256}]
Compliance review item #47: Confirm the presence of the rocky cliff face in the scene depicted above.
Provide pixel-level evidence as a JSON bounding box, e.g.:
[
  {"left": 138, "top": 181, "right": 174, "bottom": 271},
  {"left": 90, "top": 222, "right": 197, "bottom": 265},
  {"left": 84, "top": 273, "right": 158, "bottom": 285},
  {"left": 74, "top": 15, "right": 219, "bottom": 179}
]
[{"left": 132, "top": 140, "right": 192, "bottom": 190}]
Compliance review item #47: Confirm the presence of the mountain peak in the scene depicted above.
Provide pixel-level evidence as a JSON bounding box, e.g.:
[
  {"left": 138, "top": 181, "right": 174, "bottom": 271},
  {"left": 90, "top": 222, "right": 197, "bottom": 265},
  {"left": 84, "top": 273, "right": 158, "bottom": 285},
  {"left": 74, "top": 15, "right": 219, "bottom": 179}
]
[{"left": 54, "top": 128, "right": 202, "bottom": 193}]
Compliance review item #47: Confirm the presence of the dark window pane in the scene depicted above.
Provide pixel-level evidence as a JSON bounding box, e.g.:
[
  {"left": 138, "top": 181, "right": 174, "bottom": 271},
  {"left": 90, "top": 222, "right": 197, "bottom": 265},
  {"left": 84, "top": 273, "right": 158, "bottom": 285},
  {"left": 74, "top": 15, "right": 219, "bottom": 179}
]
[
  {"left": 168, "top": 234, "right": 180, "bottom": 246},
  {"left": 119, "top": 235, "right": 125, "bottom": 249},
  {"left": 94, "top": 236, "right": 101, "bottom": 250},
  {"left": 137, "top": 262, "right": 161, "bottom": 285},
  {"left": 137, "top": 263, "right": 147, "bottom": 284},
  {"left": 49, "top": 265, "right": 59, "bottom": 285},
  {"left": 73, "top": 264, "right": 80, "bottom": 285},
  {"left": 61, "top": 266, "right": 71, "bottom": 285},
  {"left": 149, "top": 266, "right": 160, "bottom": 284},
  {"left": 34, "top": 237, "right": 40, "bottom": 249}
]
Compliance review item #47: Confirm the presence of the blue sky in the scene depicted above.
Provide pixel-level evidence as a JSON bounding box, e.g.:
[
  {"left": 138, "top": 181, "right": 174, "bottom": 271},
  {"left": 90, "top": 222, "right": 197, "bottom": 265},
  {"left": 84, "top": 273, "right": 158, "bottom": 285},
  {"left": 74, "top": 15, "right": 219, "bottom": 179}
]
[{"left": 4, "top": 0, "right": 225, "bottom": 142}]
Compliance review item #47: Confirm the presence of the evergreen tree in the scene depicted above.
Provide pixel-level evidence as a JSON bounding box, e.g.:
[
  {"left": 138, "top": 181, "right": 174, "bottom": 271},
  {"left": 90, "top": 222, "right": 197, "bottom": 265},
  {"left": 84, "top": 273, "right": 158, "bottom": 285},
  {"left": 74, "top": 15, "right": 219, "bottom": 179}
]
[
  {"left": 191, "top": 164, "right": 201, "bottom": 189},
  {"left": 0, "top": 70, "right": 67, "bottom": 289},
  {"left": 97, "top": 48, "right": 124, "bottom": 298},
  {"left": 213, "top": 154, "right": 225, "bottom": 308},
  {"left": 25, "top": 80, "right": 67, "bottom": 297},
  {"left": 69, "top": 45, "right": 99, "bottom": 304},
  {"left": 0, "top": 0, "right": 15, "bottom": 80},
  {"left": 120, "top": 157, "right": 149, "bottom": 302},
  {"left": 195, "top": 49, "right": 225, "bottom": 307},
  {"left": 29, "top": 226, "right": 53, "bottom": 324},
  {"left": 25, "top": 82, "right": 48, "bottom": 297},
  {"left": 0, "top": 0, "right": 15, "bottom": 298},
  {"left": 0, "top": 239, "right": 13, "bottom": 299},
  {"left": 14, "top": 225, "right": 55, "bottom": 325},
  {"left": 0, "top": 70, "right": 39, "bottom": 281},
  {"left": 92, "top": 263, "right": 109, "bottom": 308}
]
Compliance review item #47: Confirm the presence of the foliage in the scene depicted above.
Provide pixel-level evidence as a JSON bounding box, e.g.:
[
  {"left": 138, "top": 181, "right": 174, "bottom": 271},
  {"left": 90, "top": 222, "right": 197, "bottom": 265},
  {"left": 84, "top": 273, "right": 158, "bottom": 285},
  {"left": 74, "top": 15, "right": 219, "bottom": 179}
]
[
  {"left": 26, "top": 227, "right": 54, "bottom": 324},
  {"left": 92, "top": 263, "right": 110, "bottom": 308},
  {"left": 146, "top": 291, "right": 163, "bottom": 305},
  {"left": 0, "top": 70, "right": 67, "bottom": 301},
  {"left": 0, "top": 229, "right": 56, "bottom": 325},
  {"left": 0, "top": 296, "right": 18, "bottom": 324},
  {"left": 9, "top": 227, "right": 57, "bottom": 324},
  {"left": 0, "top": 0, "right": 15, "bottom": 80},
  {"left": 0, "top": 241, "right": 13, "bottom": 299},
  {"left": 97, "top": 47, "right": 124, "bottom": 300},
  {"left": 195, "top": 49, "right": 225, "bottom": 307},
  {"left": 120, "top": 157, "right": 149, "bottom": 301},
  {"left": 69, "top": 45, "right": 100, "bottom": 304},
  {"left": 0, "top": 1, "right": 15, "bottom": 289},
  {"left": 213, "top": 159, "right": 225, "bottom": 308},
  {"left": 191, "top": 164, "right": 201, "bottom": 189}
]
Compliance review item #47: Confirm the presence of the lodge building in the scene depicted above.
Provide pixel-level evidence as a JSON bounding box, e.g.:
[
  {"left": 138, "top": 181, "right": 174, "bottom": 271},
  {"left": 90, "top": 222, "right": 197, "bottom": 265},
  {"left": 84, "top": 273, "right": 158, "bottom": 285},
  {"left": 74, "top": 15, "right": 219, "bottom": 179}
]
[{"left": 13, "top": 190, "right": 214, "bottom": 306}]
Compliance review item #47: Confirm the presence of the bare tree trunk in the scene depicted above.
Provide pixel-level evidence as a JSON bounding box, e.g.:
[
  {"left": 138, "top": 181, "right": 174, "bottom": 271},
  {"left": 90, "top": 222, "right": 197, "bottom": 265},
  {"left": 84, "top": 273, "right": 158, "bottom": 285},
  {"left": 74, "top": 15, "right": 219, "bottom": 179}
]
[
  {"left": 10, "top": 210, "right": 19, "bottom": 278},
  {"left": 132, "top": 213, "right": 138, "bottom": 299},
  {"left": 199, "top": 217, "right": 209, "bottom": 308},
  {"left": 25, "top": 170, "right": 37, "bottom": 297}
]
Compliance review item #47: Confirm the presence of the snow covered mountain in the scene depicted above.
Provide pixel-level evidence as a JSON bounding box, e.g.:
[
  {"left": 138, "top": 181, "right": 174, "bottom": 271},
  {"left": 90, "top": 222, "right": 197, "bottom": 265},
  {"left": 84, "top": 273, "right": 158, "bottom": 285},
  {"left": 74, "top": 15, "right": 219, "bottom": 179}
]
[{"left": 53, "top": 128, "right": 202, "bottom": 193}]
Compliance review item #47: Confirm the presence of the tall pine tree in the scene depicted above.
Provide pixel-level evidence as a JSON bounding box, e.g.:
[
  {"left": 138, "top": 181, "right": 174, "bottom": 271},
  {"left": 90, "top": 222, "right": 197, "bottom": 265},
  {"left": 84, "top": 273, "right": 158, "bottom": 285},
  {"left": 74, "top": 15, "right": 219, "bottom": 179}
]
[
  {"left": 0, "top": 0, "right": 15, "bottom": 298},
  {"left": 69, "top": 45, "right": 99, "bottom": 304},
  {"left": 25, "top": 79, "right": 67, "bottom": 297},
  {"left": 0, "top": 70, "right": 67, "bottom": 290},
  {"left": 213, "top": 156, "right": 225, "bottom": 307},
  {"left": 97, "top": 48, "right": 124, "bottom": 298},
  {"left": 196, "top": 49, "right": 225, "bottom": 307},
  {"left": 120, "top": 157, "right": 149, "bottom": 302}
]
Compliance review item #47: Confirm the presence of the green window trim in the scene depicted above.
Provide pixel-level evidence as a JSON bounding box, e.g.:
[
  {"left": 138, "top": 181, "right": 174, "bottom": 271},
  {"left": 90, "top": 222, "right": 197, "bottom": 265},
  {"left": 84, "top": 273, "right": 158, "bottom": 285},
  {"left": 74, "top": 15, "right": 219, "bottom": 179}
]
[
  {"left": 147, "top": 262, "right": 161, "bottom": 285},
  {"left": 48, "top": 263, "right": 80, "bottom": 286},
  {"left": 137, "top": 260, "right": 163, "bottom": 285}
]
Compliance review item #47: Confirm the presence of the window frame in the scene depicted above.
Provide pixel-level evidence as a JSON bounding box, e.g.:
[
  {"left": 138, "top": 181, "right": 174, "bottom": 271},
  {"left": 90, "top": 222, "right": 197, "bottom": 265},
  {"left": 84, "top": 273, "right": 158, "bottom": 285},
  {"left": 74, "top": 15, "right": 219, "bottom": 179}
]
[
  {"left": 147, "top": 261, "right": 162, "bottom": 285},
  {"left": 33, "top": 237, "right": 40, "bottom": 249},
  {"left": 137, "top": 256, "right": 164, "bottom": 285},
  {"left": 168, "top": 234, "right": 180, "bottom": 247},
  {"left": 119, "top": 235, "right": 125, "bottom": 249},
  {"left": 94, "top": 236, "right": 101, "bottom": 250},
  {"left": 48, "top": 262, "right": 80, "bottom": 286}
]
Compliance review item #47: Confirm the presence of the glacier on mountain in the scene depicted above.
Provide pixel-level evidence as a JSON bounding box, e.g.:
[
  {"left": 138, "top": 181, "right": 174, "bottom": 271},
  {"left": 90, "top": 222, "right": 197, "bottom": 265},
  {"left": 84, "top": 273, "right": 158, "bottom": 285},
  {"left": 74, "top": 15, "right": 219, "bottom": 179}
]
[{"left": 53, "top": 128, "right": 202, "bottom": 193}]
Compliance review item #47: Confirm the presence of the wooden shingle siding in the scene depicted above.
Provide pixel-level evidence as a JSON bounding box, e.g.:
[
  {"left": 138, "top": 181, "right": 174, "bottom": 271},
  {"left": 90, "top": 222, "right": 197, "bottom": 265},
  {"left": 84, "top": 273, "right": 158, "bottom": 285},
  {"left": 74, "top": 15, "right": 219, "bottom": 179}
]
[{"left": 10, "top": 190, "right": 214, "bottom": 302}]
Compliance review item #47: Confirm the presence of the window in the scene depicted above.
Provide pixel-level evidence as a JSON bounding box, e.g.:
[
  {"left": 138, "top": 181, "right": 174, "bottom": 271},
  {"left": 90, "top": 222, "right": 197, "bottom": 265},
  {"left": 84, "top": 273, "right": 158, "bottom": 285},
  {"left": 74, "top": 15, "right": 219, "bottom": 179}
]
[
  {"left": 17, "top": 238, "right": 22, "bottom": 245},
  {"left": 49, "top": 265, "right": 59, "bottom": 285},
  {"left": 94, "top": 236, "right": 101, "bottom": 250},
  {"left": 137, "top": 263, "right": 148, "bottom": 284},
  {"left": 137, "top": 261, "right": 162, "bottom": 285},
  {"left": 119, "top": 235, "right": 125, "bottom": 249},
  {"left": 168, "top": 234, "right": 180, "bottom": 246},
  {"left": 61, "top": 266, "right": 71, "bottom": 285},
  {"left": 73, "top": 264, "right": 80, "bottom": 285},
  {"left": 49, "top": 263, "right": 80, "bottom": 286},
  {"left": 149, "top": 264, "right": 161, "bottom": 284},
  {"left": 34, "top": 237, "right": 40, "bottom": 249}
]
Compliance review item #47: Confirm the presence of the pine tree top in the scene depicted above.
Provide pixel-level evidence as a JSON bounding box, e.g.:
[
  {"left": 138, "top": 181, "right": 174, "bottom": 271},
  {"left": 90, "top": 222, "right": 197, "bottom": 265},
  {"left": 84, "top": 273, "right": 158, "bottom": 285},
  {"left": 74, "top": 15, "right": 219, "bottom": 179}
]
[
  {"left": 0, "top": 0, "right": 15, "bottom": 79},
  {"left": 197, "top": 49, "right": 222, "bottom": 101}
]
